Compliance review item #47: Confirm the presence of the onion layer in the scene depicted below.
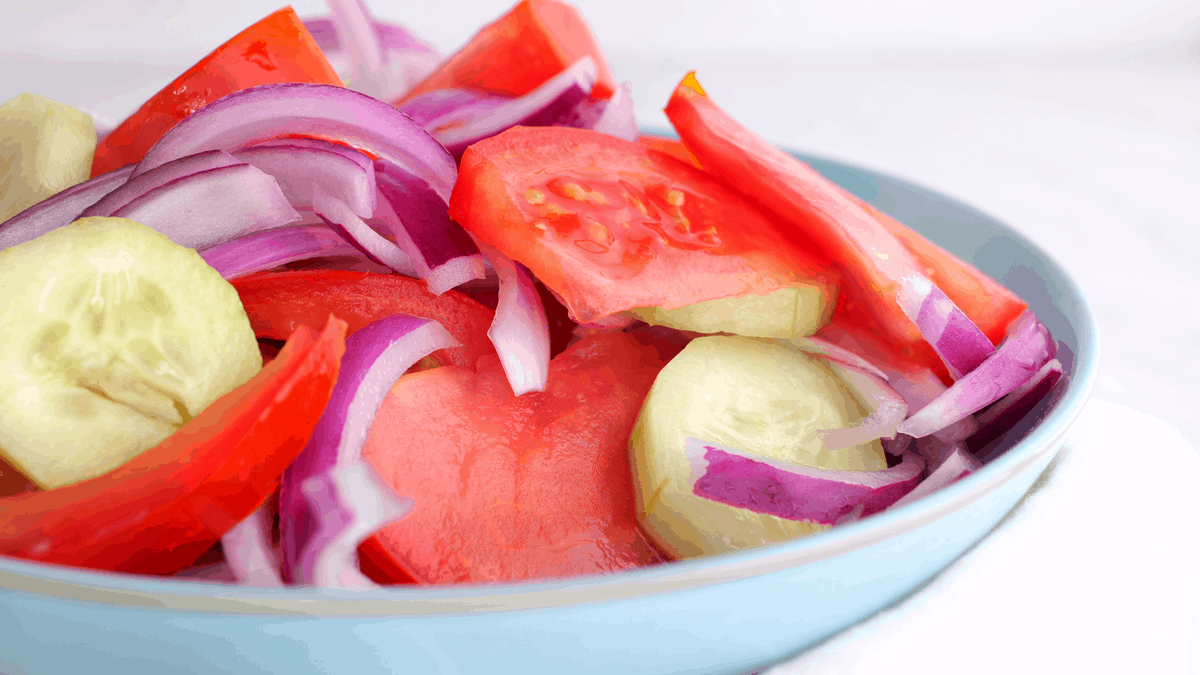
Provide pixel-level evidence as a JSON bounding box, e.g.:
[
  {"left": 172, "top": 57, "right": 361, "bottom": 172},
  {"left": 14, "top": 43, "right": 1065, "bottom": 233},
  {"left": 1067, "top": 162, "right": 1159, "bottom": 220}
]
[
  {"left": 131, "top": 83, "right": 457, "bottom": 205},
  {"left": 312, "top": 185, "right": 417, "bottom": 276},
  {"left": 888, "top": 441, "right": 982, "bottom": 510},
  {"left": 476, "top": 240, "right": 551, "bottom": 396},
  {"left": 233, "top": 141, "right": 377, "bottom": 218},
  {"left": 818, "top": 360, "right": 908, "bottom": 452},
  {"left": 898, "top": 311, "right": 1055, "bottom": 438},
  {"left": 200, "top": 225, "right": 366, "bottom": 279},
  {"left": 280, "top": 314, "right": 458, "bottom": 587},
  {"left": 81, "top": 150, "right": 242, "bottom": 218},
  {"left": 219, "top": 502, "right": 284, "bottom": 587},
  {"left": 902, "top": 274, "right": 996, "bottom": 379},
  {"left": 0, "top": 164, "right": 134, "bottom": 249},
  {"left": 686, "top": 437, "right": 923, "bottom": 525}
]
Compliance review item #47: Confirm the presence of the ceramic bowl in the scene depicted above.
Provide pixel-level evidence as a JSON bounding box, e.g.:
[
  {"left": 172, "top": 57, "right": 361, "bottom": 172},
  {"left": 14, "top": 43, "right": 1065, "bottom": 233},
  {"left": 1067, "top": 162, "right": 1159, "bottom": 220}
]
[{"left": 0, "top": 147, "right": 1100, "bottom": 675}]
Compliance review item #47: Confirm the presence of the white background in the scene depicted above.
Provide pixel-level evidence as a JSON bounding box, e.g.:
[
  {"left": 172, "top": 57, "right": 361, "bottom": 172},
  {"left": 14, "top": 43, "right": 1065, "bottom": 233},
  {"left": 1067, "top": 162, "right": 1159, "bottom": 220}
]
[{"left": 2, "top": 3, "right": 1199, "bottom": 673}]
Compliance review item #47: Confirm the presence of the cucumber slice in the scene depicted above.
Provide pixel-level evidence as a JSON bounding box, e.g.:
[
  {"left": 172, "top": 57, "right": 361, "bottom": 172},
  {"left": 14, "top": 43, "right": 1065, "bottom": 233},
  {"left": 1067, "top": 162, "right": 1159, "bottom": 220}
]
[
  {"left": 0, "top": 217, "right": 261, "bottom": 488},
  {"left": 1, "top": 93, "right": 96, "bottom": 223},
  {"left": 624, "top": 282, "right": 836, "bottom": 339},
  {"left": 630, "top": 335, "right": 886, "bottom": 559}
]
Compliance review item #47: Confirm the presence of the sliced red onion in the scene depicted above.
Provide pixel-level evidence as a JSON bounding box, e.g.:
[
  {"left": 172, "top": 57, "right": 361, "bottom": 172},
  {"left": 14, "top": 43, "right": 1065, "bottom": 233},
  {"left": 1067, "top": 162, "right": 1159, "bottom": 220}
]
[
  {"left": 968, "top": 358, "right": 1065, "bottom": 450},
  {"left": 200, "top": 225, "right": 367, "bottom": 279},
  {"left": 0, "top": 164, "right": 134, "bottom": 249},
  {"left": 792, "top": 336, "right": 889, "bottom": 381},
  {"left": 884, "top": 366, "right": 979, "bottom": 444},
  {"left": 888, "top": 441, "right": 982, "bottom": 510},
  {"left": 219, "top": 502, "right": 284, "bottom": 587},
  {"left": 685, "top": 437, "right": 923, "bottom": 525},
  {"left": 397, "top": 88, "right": 509, "bottom": 128},
  {"left": 112, "top": 164, "right": 301, "bottom": 249},
  {"left": 304, "top": 13, "right": 439, "bottom": 101},
  {"left": 817, "top": 360, "right": 908, "bottom": 452},
  {"left": 131, "top": 83, "right": 457, "bottom": 205},
  {"left": 373, "top": 171, "right": 485, "bottom": 294},
  {"left": 280, "top": 314, "right": 458, "bottom": 587},
  {"left": 297, "top": 460, "right": 413, "bottom": 588},
  {"left": 81, "top": 150, "right": 242, "bottom": 218},
  {"left": 475, "top": 240, "right": 550, "bottom": 396},
  {"left": 590, "top": 81, "right": 638, "bottom": 141},
  {"left": 902, "top": 274, "right": 996, "bottom": 379},
  {"left": 233, "top": 142, "right": 376, "bottom": 218},
  {"left": 426, "top": 57, "right": 597, "bottom": 158},
  {"left": 897, "top": 311, "right": 1055, "bottom": 438},
  {"left": 312, "top": 185, "right": 418, "bottom": 277}
]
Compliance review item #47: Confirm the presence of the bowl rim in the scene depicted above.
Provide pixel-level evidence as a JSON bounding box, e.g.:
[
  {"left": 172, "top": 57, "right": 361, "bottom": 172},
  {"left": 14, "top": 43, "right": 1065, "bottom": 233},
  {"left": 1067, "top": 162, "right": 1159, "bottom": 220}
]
[{"left": 0, "top": 143, "right": 1101, "bottom": 616}]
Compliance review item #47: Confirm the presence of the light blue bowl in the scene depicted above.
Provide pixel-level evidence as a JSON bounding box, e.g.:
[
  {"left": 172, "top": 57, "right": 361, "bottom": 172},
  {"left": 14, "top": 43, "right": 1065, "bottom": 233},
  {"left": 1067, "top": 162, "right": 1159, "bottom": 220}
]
[{"left": 0, "top": 147, "right": 1099, "bottom": 675}]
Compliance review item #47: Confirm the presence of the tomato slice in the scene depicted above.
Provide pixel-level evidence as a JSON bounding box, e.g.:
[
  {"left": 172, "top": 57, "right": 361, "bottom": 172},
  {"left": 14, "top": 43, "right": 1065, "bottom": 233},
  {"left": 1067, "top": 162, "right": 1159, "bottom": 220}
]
[
  {"left": 859, "top": 201, "right": 1028, "bottom": 347},
  {"left": 398, "top": 0, "right": 617, "bottom": 104},
  {"left": 0, "top": 317, "right": 346, "bottom": 575},
  {"left": 231, "top": 270, "right": 497, "bottom": 371},
  {"left": 637, "top": 134, "right": 702, "bottom": 168},
  {"left": 361, "top": 331, "right": 679, "bottom": 585},
  {"left": 90, "top": 7, "right": 341, "bottom": 177},
  {"left": 664, "top": 73, "right": 968, "bottom": 376},
  {"left": 450, "top": 125, "right": 839, "bottom": 325}
]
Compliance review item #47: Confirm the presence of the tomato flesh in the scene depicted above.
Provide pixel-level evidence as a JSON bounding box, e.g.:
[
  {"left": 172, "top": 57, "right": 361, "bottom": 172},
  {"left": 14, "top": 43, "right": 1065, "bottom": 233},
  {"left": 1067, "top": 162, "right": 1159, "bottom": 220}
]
[
  {"left": 91, "top": 8, "right": 341, "bottom": 176},
  {"left": 398, "top": 0, "right": 617, "bottom": 104},
  {"left": 361, "top": 331, "right": 680, "bottom": 584},
  {"left": 232, "top": 270, "right": 496, "bottom": 371},
  {"left": 451, "top": 125, "right": 838, "bottom": 325}
]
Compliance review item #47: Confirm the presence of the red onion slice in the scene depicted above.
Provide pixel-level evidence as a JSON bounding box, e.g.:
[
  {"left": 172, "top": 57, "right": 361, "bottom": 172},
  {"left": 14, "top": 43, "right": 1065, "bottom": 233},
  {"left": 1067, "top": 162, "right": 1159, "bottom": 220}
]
[
  {"left": 233, "top": 143, "right": 376, "bottom": 218},
  {"left": 883, "top": 366, "right": 979, "bottom": 444},
  {"left": 898, "top": 311, "right": 1055, "bottom": 438},
  {"left": 0, "top": 164, "right": 134, "bottom": 249},
  {"left": 792, "top": 336, "right": 890, "bottom": 381},
  {"left": 280, "top": 314, "right": 459, "bottom": 587},
  {"left": 902, "top": 275, "right": 996, "bottom": 379},
  {"left": 888, "top": 441, "right": 982, "bottom": 510},
  {"left": 219, "top": 502, "right": 284, "bottom": 587},
  {"left": 373, "top": 171, "right": 485, "bottom": 294},
  {"left": 591, "top": 81, "right": 638, "bottom": 141},
  {"left": 200, "top": 225, "right": 366, "bottom": 279},
  {"left": 428, "top": 57, "right": 598, "bottom": 158},
  {"left": 686, "top": 437, "right": 923, "bottom": 525},
  {"left": 398, "top": 89, "right": 509, "bottom": 128},
  {"left": 131, "top": 83, "right": 457, "bottom": 205},
  {"left": 476, "top": 240, "right": 550, "bottom": 395},
  {"left": 818, "top": 360, "right": 908, "bottom": 452},
  {"left": 81, "top": 150, "right": 242, "bottom": 218},
  {"left": 312, "top": 185, "right": 417, "bottom": 276},
  {"left": 112, "top": 164, "right": 301, "bottom": 249},
  {"left": 304, "top": 11, "right": 439, "bottom": 101}
]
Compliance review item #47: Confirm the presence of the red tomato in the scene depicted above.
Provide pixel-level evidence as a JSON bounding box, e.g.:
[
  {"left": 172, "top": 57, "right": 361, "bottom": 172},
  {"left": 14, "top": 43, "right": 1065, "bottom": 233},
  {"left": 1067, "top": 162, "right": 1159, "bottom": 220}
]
[
  {"left": 637, "top": 134, "right": 702, "bottom": 169},
  {"left": 361, "top": 331, "right": 681, "bottom": 584},
  {"left": 90, "top": 8, "right": 342, "bottom": 177},
  {"left": 0, "top": 317, "right": 346, "bottom": 575},
  {"left": 397, "top": 0, "right": 617, "bottom": 104},
  {"left": 860, "top": 201, "right": 1028, "bottom": 347},
  {"left": 231, "top": 270, "right": 497, "bottom": 371},
  {"left": 663, "top": 73, "right": 958, "bottom": 376},
  {"left": 450, "top": 125, "right": 839, "bottom": 325}
]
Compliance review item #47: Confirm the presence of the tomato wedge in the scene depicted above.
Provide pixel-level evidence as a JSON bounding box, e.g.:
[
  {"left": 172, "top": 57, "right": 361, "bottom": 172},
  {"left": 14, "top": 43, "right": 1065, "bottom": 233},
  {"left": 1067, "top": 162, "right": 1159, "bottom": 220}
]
[
  {"left": 231, "top": 270, "right": 497, "bottom": 371},
  {"left": 450, "top": 125, "right": 839, "bottom": 325},
  {"left": 859, "top": 201, "right": 1027, "bottom": 347},
  {"left": 0, "top": 317, "right": 346, "bottom": 575},
  {"left": 664, "top": 74, "right": 979, "bottom": 375},
  {"left": 398, "top": 0, "right": 617, "bottom": 104},
  {"left": 361, "top": 331, "right": 679, "bottom": 584},
  {"left": 90, "top": 7, "right": 341, "bottom": 177},
  {"left": 637, "top": 134, "right": 702, "bottom": 168}
]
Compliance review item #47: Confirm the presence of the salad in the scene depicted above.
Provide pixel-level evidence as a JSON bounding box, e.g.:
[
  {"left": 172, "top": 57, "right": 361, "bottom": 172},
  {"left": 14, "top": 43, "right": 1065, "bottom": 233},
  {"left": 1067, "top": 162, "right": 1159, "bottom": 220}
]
[{"left": 0, "top": 0, "right": 1063, "bottom": 588}]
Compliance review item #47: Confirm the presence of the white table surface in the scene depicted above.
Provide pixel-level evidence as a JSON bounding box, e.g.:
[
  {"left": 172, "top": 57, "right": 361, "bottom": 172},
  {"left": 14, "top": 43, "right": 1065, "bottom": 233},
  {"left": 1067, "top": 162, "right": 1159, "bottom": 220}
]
[{"left": 2, "top": 1, "right": 1198, "bottom": 673}]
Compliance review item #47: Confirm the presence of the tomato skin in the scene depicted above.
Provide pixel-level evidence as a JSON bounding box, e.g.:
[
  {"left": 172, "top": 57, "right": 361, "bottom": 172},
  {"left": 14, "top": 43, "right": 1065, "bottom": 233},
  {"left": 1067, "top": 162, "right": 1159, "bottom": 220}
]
[
  {"left": 361, "top": 331, "right": 680, "bottom": 585},
  {"left": 451, "top": 125, "right": 838, "bottom": 325},
  {"left": 0, "top": 317, "right": 346, "bottom": 575},
  {"left": 399, "top": 0, "right": 617, "bottom": 104},
  {"left": 859, "top": 201, "right": 1027, "bottom": 346},
  {"left": 232, "top": 270, "right": 497, "bottom": 371},
  {"left": 637, "top": 134, "right": 702, "bottom": 169},
  {"left": 663, "top": 74, "right": 958, "bottom": 375},
  {"left": 90, "top": 8, "right": 342, "bottom": 177}
]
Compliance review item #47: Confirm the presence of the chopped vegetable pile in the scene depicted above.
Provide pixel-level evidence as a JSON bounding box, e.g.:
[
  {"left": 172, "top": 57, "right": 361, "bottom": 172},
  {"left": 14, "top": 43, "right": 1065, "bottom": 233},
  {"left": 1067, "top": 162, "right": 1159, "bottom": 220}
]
[{"left": 0, "top": 0, "right": 1064, "bottom": 588}]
